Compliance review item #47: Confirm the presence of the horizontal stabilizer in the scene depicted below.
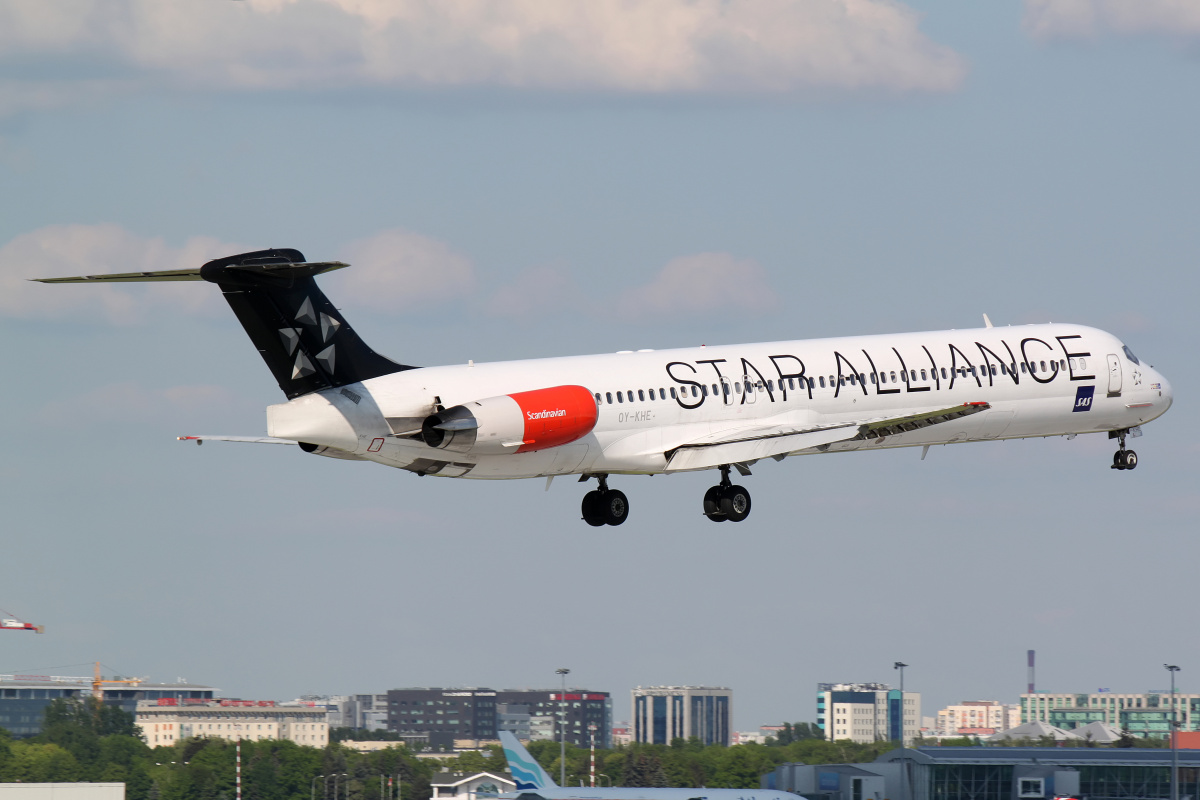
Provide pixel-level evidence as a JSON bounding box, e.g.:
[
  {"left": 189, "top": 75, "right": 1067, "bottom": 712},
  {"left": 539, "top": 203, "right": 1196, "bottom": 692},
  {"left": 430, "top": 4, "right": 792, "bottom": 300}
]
[
  {"left": 32, "top": 261, "right": 349, "bottom": 284},
  {"left": 178, "top": 435, "right": 296, "bottom": 446}
]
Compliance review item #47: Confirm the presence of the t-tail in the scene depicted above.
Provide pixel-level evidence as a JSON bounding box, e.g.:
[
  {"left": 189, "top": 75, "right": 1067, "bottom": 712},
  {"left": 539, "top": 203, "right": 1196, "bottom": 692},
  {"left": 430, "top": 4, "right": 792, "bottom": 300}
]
[
  {"left": 34, "top": 248, "right": 415, "bottom": 398},
  {"left": 499, "top": 731, "right": 558, "bottom": 791}
]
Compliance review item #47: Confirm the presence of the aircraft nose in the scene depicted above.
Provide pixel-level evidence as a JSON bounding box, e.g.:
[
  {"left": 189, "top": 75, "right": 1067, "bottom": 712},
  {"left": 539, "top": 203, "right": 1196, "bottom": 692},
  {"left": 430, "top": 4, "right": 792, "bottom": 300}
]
[{"left": 1158, "top": 373, "right": 1173, "bottom": 412}]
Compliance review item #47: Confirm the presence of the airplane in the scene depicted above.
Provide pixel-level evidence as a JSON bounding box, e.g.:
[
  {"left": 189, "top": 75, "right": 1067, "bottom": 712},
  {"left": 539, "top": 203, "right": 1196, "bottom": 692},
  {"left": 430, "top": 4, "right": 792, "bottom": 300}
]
[
  {"left": 496, "top": 730, "right": 802, "bottom": 800},
  {"left": 35, "top": 247, "right": 1173, "bottom": 526}
]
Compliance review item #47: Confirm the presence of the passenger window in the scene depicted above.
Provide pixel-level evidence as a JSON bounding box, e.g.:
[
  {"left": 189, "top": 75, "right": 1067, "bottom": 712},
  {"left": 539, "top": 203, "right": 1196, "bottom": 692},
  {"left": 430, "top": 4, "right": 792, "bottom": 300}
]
[
  {"left": 990, "top": 365, "right": 996, "bottom": 376},
  {"left": 670, "top": 387, "right": 677, "bottom": 399},
  {"left": 889, "top": 371, "right": 897, "bottom": 383},
  {"left": 1040, "top": 361, "right": 1047, "bottom": 372},
  {"left": 1060, "top": 359, "right": 1067, "bottom": 371},
  {"left": 921, "top": 369, "right": 927, "bottom": 380},
  {"left": 1079, "top": 358, "right": 1086, "bottom": 370},
  {"left": 870, "top": 373, "right": 876, "bottom": 384},
  {"left": 714, "top": 384, "right": 720, "bottom": 395},
  {"left": 701, "top": 385, "right": 708, "bottom": 397},
  {"left": 735, "top": 382, "right": 741, "bottom": 394},
  {"left": 808, "top": 378, "right": 815, "bottom": 390},
  {"left": 859, "top": 373, "right": 866, "bottom": 384},
  {"left": 788, "top": 378, "right": 795, "bottom": 390},
  {"left": 594, "top": 393, "right": 602, "bottom": 404},
  {"left": 638, "top": 389, "right": 645, "bottom": 401},
  {"left": 941, "top": 367, "right": 948, "bottom": 379},
  {"left": 659, "top": 388, "right": 666, "bottom": 399},
  {"left": 839, "top": 376, "right": 845, "bottom": 386},
  {"left": 1020, "top": 362, "right": 1027, "bottom": 373},
  {"left": 617, "top": 392, "right": 624, "bottom": 403},
  {"left": 606, "top": 392, "right": 613, "bottom": 404},
  {"left": 692, "top": 386, "right": 699, "bottom": 397},
  {"left": 627, "top": 391, "right": 634, "bottom": 402},
  {"left": 819, "top": 376, "right": 826, "bottom": 388}
]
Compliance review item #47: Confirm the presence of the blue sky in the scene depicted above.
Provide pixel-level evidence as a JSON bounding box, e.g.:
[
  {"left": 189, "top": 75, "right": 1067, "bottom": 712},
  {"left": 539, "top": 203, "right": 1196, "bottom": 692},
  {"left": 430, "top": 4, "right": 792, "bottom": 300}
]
[{"left": 1, "top": 0, "right": 1198, "bottom": 731}]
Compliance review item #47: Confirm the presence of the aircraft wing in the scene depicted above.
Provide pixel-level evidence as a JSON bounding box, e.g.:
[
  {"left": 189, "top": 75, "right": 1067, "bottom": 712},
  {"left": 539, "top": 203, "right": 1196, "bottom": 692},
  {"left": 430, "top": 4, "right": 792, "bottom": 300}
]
[{"left": 663, "top": 402, "right": 990, "bottom": 471}]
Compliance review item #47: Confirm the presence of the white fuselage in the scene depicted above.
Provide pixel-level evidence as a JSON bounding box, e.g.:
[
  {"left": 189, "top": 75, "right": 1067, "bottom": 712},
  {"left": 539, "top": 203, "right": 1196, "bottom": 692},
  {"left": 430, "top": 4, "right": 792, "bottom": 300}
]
[{"left": 265, "top": 323, "right": 1172, "bottom": 480}]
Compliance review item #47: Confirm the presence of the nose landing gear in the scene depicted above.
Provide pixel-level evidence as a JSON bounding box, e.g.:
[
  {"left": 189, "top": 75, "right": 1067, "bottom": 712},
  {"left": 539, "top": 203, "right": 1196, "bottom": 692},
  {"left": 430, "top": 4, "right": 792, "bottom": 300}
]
[
  {"left": 1111, "top": 430, "right": 1138, "bottom": 471},
  {"left": 703, "top": 465, "right": 752, "bottom": 523},
  {"left": 581, "top": 475, "right": 629, "bottom": 526}
]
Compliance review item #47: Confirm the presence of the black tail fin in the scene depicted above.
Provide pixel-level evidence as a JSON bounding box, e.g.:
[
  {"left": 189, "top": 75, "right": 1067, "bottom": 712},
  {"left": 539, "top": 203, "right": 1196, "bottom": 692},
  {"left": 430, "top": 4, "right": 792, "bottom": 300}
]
[{"left": 199, "top": 248, "right": 413, "bottom": 399}]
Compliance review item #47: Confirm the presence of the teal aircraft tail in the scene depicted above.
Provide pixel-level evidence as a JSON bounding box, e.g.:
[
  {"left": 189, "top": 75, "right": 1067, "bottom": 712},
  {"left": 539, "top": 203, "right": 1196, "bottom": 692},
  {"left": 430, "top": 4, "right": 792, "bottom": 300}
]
[{"left": 499, "top": 731, "right": 557, "bottom": 791}]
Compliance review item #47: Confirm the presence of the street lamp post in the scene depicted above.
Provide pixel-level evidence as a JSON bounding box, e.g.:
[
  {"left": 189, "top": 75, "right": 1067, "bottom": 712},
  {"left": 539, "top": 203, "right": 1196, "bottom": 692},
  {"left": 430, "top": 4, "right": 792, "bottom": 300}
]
[
  {"left": 1166, "top": 665, "right": 1181, "bottom": 800},
  {"left": 333, "top": 772, "right": 348, "bottom": 800},
  {"left": 894, "top": 663, "right": 909, "bottom": 800},
  {"left": 556, "top": 668, "right": 571, "bottom": 787},
  {"left": 312, "top": 774, "right": 325, "bottom": 800}
]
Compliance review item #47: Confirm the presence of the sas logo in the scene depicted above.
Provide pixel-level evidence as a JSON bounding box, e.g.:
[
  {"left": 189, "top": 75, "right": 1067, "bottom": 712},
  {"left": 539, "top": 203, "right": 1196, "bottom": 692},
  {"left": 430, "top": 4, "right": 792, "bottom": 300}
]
[{"left": 1073, "top": 385, "right": 1095, "bottom": 412}]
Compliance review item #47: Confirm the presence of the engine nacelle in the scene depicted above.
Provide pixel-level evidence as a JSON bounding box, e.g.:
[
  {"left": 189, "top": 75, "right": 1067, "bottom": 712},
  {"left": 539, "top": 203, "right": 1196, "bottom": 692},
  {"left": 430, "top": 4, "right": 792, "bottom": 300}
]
[{"left": 422, "top": 385, "right": 598, "bottom": 456}]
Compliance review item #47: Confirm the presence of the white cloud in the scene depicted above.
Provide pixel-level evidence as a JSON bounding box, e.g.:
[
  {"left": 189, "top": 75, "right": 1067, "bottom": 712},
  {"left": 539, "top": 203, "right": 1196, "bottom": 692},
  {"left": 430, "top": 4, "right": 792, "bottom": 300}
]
[
  {"left": 616, "top": 252, "right": 779, "bottom": 319},
  {"left": 0, "top": 224, "right": 235, "bottom": 323},
  {"left": 338, "top": 229, "right": 477, "bottom": 311},
  {"left": 484, "top": 265, "right": 582, "bottom": 320},
  {"left": 1024, "top": 0, "right": 1200, "bottom": 40},
  {"left": 0, "top": 224, "right": 477, "bottom": 322},
  {"left": 0, "top": 0, "right": 965, "bottom": 116}
]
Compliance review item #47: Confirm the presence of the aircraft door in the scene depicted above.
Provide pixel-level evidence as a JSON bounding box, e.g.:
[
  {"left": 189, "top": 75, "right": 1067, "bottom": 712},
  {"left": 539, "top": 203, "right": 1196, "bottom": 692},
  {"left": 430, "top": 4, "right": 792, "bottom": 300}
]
[
  {"left": 719, "top": 376, "right": 735, "bottom": 406},
  {"left": 1107, "top": 353, "right": 1123, "bottom": 396},
  {"left": 742, "top": 376, "right": 756, "bottom": 404}
]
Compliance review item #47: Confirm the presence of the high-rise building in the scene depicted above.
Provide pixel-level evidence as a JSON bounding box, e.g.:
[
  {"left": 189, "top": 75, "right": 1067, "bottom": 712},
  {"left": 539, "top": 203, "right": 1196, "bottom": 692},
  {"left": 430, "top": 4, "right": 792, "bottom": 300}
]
[
  {"left": 1022, "top": 691, "right": 1200, "bottom": 737},
  {"left": 386, "top": 688, "right": 611, "bottom": 749},
  {"left": 631, "top": 686, "right": 731, "bottom": 746},
  {"left": 816, "top": 683, "right": 920, "bottom": 745},
  {"left": 934, "top": 701, "right": 1019, "bottom": 736}
]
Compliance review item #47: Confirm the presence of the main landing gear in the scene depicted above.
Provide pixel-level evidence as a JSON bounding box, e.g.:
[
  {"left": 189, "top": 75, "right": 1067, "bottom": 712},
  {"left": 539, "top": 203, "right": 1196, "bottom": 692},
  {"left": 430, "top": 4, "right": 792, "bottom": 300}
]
[
  {"left": 581, "top": 475, "right": 629, "bottom": 526},
  {"left": 1111, "top": 429, "right": 1138, "bottom": 471},
  {"left": 703, "top": 465, "right": 752, "bottom": 523}
]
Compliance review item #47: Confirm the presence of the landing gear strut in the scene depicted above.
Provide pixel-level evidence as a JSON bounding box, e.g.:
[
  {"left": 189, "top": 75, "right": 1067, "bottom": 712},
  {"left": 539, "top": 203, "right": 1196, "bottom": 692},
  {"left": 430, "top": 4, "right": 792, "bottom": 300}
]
[
  {"left": 581, "top": 475, "right": 629, "bottom": 526},
  {"left": 703, "top": 465, "right": 752, "bottom": 523},
  {"left": 1111, "top": 430, "right": 1138, "bottom": 471}
]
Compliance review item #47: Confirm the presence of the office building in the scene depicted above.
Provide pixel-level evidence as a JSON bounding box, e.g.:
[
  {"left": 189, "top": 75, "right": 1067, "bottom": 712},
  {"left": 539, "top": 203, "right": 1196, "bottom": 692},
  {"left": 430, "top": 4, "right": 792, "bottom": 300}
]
[
  {"left": 935, "top": 700, "right": 1019, "bottom": 736},
  {"left": 0, "top": 673, "right": 215, "bottom": 738},
  {"left": 765, "top": 746, "right": 1200, "bottom": 800},
  {"left": 387, "top": 687, "right": 611, "bottom": 749},
  {"left": 631, "top": 686, "right": 731, "bottom": 746},
  {"left": 816, "top": 683, "right": 920, "bottom": 745},
  {"left": 1022, "top": 690, "right": 1200, "bottom": 736},
  {"left": 135, "top": 699, "right": 328, "bottom": 747}
]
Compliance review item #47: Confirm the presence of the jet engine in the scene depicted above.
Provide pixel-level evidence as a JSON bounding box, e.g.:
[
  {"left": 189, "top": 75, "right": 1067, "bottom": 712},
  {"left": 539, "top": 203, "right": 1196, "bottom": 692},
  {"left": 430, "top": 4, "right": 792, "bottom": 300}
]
[{"left": 422, "top": 385, "right": 598, "bottom": 456}]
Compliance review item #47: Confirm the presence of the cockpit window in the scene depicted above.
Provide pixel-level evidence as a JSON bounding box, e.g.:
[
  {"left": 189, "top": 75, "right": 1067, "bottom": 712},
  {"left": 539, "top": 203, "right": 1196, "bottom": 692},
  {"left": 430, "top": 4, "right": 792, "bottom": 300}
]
[{"left": 1123, "top": 345, "right": 1140, "bottom": 365}]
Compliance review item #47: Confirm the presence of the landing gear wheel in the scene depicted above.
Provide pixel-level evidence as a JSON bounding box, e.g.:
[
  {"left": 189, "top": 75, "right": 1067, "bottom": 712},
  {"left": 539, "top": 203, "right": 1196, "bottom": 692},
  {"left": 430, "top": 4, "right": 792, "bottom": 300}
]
[
  {"left": 601, "top": 489, "right": 629, "bottom": 526},
  {"left": 703, "top": 486, "right": 726, "bottom": 522},
  {"left": 1113, "top": 451, "right": 1126, "bottom": 470},
  {"left": 581, "top": 491, "right": 606, "bottom": 526},
  {"left": 720, "top": 485, "right": 752, "bottom": 523},
  {"left": 1123, "top": 450, "right": 1138, "bottom": 470}
]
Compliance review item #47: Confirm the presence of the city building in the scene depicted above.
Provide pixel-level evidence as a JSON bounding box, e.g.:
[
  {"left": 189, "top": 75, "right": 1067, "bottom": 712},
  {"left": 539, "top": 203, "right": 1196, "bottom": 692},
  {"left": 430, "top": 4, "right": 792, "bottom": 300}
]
[
  {"left": 0, "top": 672, "right": 215, "bottom": 738},
  {"left": 816, "top": 683, "right": 920, "bottom": 745},
  {"left": 765, "top": 746, "right": 1200, "bottom": 800},
  {"left": 631, "top": 686, "right": 731, "bottom": 746},
  {"left": 934, "top": 700, "right": 1019, "bottom": 737},
  {"left": 386, "top": 688, "right": 611, "bottom": 749},
  {"left": 1022, "top": 690, "right": 1200, "bottom": 736},
  {"left": 135, "top": 699, "right": 328, "bottom": 747}
]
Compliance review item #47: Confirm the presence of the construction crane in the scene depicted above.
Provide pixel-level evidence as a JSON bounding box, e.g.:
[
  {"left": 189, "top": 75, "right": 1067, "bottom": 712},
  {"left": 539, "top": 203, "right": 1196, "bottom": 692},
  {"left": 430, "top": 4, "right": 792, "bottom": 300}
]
[
  {"left": 93, "top": 662, "right": 143, "bottom": 700},
  {"left": 1, "top": 610, "right": 43, "bottom": 633}
]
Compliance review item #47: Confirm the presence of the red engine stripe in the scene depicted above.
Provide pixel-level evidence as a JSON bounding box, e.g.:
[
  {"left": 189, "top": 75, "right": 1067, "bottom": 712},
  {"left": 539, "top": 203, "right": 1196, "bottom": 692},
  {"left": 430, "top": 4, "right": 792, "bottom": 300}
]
[{"left": 510, "top": 385, "right": 599, "bottom": 453}]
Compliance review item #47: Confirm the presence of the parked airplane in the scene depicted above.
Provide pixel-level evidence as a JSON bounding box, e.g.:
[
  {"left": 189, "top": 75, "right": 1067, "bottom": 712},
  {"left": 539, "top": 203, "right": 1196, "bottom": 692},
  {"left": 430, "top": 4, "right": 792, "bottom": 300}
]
[
  {"left": 497, "top": 731, "right": 801, "bottom": 800},
  {"left": 36, "top": 248, "right": 1173, "bottom": 526}
]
